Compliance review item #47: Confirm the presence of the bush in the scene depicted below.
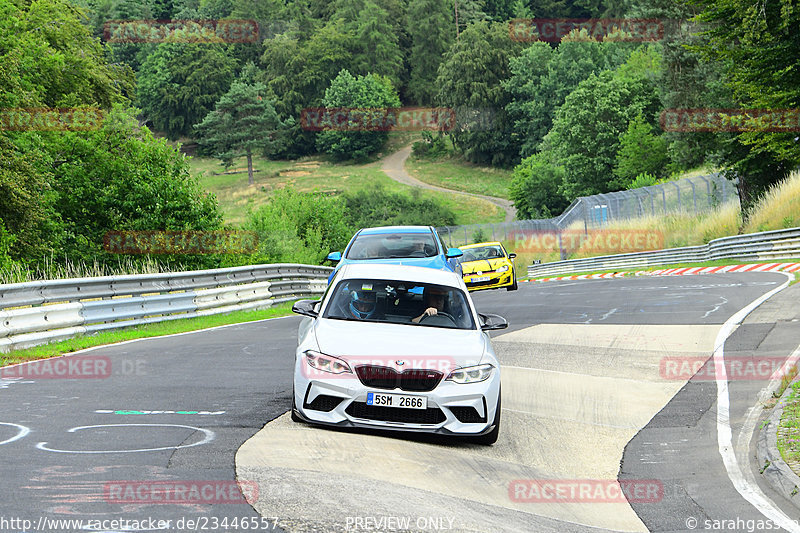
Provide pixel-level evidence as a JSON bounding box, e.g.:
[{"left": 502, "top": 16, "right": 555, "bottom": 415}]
[
  {"left": 243, "top": 188, "right": 352, "bottom": 264},
  {"left": 412, "top": 131, "right": 450, "bottom": 159},
  {"left": 509, "top": 153, "right": 570, "bottom": 219},
  {"left": 0, "top": 219, "right": 18, "bottom": 272},
  {"left": 343, "top": 185, "right": 456, "bottom": 228},
  {"left": 629, "top": 172, "right": 658, "bottom": 189}
]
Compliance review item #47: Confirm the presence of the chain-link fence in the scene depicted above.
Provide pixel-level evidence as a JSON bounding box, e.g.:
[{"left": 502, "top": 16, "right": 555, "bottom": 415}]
[{"left": 437, "top": 173, "right": 739, "bottom": 247}]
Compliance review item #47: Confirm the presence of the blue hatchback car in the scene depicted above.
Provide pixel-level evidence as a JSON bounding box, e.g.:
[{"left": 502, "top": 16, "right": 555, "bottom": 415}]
[{"left": 326, "top": 226, "right": 463, "bottom": 283}]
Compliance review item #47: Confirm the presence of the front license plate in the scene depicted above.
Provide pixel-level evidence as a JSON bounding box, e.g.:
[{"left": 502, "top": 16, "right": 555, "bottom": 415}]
[
  {"left": 471, "top": 276, "right": 490, "bottom": 282},
  {"left": 367, "top": 392, "right": 427, "bottom": 409}
]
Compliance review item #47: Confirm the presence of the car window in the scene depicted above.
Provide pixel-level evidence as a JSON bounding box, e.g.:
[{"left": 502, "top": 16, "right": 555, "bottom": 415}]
[
  {"left": 461, "top": 245, "right": 504, "bottom": 261},
  {"left": 322, "top": 278, "right": 476, "bottom": 330},
  {"left": 346, "top": 233, "right": 438, "bottom": 259}
]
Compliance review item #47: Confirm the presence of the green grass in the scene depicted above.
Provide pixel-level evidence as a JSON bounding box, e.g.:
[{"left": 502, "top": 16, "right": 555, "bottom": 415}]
[
  {"left": 406, "top": 155, "right": 514, "bottom": 199},
  {"left": 190, "top": 154, "right": 504, "bottom": 226},
  {"left": 0, "top": 302, "right": 297, "bottom": 366},
  {"left": 777, "top": 376, "right": 800, "bottom": 472},
  {"left": 743, "top": 171, "right": 800, "bottom": 234}
]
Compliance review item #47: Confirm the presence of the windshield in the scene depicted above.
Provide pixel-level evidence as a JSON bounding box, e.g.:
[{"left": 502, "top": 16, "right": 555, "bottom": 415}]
[
  {"left": 322, "top": 278, "right": 475, "bottom": 330},
  {"left": 461, "top": 245, "right": 504, "bottom": 262},
  {"left": 346, "top": 233, "right": 438, "bottom": 260}
]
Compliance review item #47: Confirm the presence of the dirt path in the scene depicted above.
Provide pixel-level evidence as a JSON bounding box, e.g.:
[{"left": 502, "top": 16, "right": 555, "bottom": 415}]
[{"left": 380, "top": 145, "right": 517, "bottom": 222}]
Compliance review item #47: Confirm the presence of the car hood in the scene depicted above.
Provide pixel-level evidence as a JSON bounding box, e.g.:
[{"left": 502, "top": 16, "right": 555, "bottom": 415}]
[
  {"left": 460, "top": 258, "right": 509, "bottom": 274},
  {"left": 313, "top": 318, "right": 486, "bottom": 368}
]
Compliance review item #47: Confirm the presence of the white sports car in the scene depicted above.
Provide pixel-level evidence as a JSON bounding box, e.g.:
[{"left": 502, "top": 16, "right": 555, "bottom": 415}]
[{"left": 291, "top": 263, "right": 506, "bottom": 444}]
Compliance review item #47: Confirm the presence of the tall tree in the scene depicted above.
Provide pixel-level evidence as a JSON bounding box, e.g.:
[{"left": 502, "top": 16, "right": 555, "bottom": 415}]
[
  {"left": 194, "top": 66, "right": 292, "bottom": 184},
  {"left": 315, "top": 69, "right": 401, "bottom": 161},
  {"left": 406, "top": 0, "right": 454, "bottom": 104},
  {"left": 435, "top": 20, "right": 524, "bottom": 167},
  {"left": 0, "top": 0, "right": 132, "bottom": 109},
  {"left": 694, "top": 0, "right": 800, "bottom": 206},
  {"left": 332, "top": 0, "right": 404, "bottom": 88},
  {"left": 137, "top": 43, "right": 238, "bottom": 139},
  {"left": 504, "top": 38, "right": 631, "bottom": 158},
  {"left": 542, "top": 69, "right": 661, "bottom": 198}
]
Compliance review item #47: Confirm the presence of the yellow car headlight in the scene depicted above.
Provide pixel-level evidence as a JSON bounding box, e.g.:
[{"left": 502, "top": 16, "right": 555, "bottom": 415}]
[{"left": 496, "top": 265, "right": 509, "bottom": 273}]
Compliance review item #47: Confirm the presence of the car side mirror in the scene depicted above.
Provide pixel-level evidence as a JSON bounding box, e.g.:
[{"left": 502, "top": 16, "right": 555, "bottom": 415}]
[
  {"left": 292, "top": 299, "right": 319, "bottom": 318},
  {"left": 326, "top": 251, "right": 342, "bottom": 263},
  {"left": 446, "top": 247, "right": 463, "bottom": 259},
  {"left": 508, "top": 253, "right": 516, "bottom": 259},
  {"left": 478, "top": 313, "right": 508, "bottom": 331}
]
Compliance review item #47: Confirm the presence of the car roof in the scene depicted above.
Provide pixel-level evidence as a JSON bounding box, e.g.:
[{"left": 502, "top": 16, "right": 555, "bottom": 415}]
[
  {"left": 357, "top": 226, "right": 432, "bottom": 235},
  {"left": 337, "top": 263, "right": 464, "bottom": 288},
  {"left": 460, "top": 241, "right": 502, "bottom": 249}
]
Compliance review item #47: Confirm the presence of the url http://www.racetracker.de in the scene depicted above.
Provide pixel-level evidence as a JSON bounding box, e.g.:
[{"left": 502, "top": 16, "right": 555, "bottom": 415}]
[{"left": 0, "top": 515, "right": 281, "bottom": 531}]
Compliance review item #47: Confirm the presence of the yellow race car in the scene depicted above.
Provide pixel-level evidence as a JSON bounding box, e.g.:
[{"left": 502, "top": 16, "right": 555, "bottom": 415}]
[{"left": 458, "top": 242, "right": 518, "bottom": 291}]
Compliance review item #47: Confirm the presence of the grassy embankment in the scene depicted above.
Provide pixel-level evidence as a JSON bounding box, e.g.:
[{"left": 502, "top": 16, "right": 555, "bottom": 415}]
[{"left": 191, "top": 151, "right": 505, "bottom": 227}]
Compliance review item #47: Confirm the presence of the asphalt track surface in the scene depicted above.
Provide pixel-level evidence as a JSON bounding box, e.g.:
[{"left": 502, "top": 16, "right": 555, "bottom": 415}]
[{"left": 1, "top": 273, "right": 798, "bottom": 532}]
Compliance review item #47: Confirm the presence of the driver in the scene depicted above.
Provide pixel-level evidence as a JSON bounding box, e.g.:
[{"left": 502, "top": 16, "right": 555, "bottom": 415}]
[
  {"left": 349, "top": 289, "right": 377, "bottom": 319},
  {"left": 412, "top": 286, "right": 448, "bottom": 323}
]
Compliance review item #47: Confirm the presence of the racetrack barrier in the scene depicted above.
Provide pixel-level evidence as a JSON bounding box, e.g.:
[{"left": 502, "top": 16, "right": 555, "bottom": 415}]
[
  {"left": 0, "top": 264, "right": 332, "bottom": 352},
  {"left": 526, "top": 227, "right": 800, "bottom": 278}
]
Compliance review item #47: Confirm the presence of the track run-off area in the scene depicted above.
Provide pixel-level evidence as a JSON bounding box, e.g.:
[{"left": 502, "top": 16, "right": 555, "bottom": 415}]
[{"left": 1, "top": 272, "right": 800, "bottom": 533}]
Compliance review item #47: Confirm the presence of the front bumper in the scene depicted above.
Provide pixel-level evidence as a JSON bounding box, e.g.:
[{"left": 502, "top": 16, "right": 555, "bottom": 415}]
[
  {"left": 293, "top": 360, "right": 501, "bottom": 436},
  {"left": 463, "top": 270, "right": 514, "bottom": 291}
]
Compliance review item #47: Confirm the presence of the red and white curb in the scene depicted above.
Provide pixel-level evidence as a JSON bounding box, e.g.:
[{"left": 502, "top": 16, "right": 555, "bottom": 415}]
[{"left": 523, "top": 262, "right": 800, "bottom": 283}]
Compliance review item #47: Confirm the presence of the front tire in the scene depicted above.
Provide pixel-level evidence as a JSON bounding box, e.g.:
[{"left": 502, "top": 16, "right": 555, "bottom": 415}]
[
  {"left": 507, "top": 272, "right": 518, "bottom": 291},
  {"left": 473, "top": 392, "right": 501, "bottom": 445}
]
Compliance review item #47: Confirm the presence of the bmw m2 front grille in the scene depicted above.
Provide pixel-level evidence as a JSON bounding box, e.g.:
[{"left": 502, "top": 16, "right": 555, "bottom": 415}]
[{"left": 355, "top": 365, "right": 443, "bottom": 392}]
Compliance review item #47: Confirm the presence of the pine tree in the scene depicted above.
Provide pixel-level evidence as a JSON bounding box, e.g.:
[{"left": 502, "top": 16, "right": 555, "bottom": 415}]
[
  {"left": 194, "top": 67, "right": 291, "bottom": 184},
  {"left": 407, "top": 0, "right": 454, "bottom": 104}
]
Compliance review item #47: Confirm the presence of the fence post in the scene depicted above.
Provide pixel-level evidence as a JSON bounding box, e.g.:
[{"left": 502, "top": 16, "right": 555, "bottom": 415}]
[
  {"left": 698, "top": 175, "right": 711, "bottom": 208},
  {"left": 672, "top": 182, "right": 682, "bottom": 211}
]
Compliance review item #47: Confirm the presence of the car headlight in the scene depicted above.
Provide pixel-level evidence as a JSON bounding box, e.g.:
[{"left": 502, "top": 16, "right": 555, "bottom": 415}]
[
  {"left": 305, "top": 351, "right": 352, "bottom": 374},
  {"left": 446, "top": 364, "right": 494, "bottom": 384},
  {"left": 496, "top": 265, "right": 509, "bottom": 273}
]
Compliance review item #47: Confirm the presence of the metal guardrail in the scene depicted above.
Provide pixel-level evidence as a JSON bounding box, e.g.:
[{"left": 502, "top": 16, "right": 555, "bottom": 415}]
[
  {"left": 0, "top": 264, "right": 333, "bottom": 353},
  {"left": 526, "top": 227, "right": 800, "bottom": 278}
]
